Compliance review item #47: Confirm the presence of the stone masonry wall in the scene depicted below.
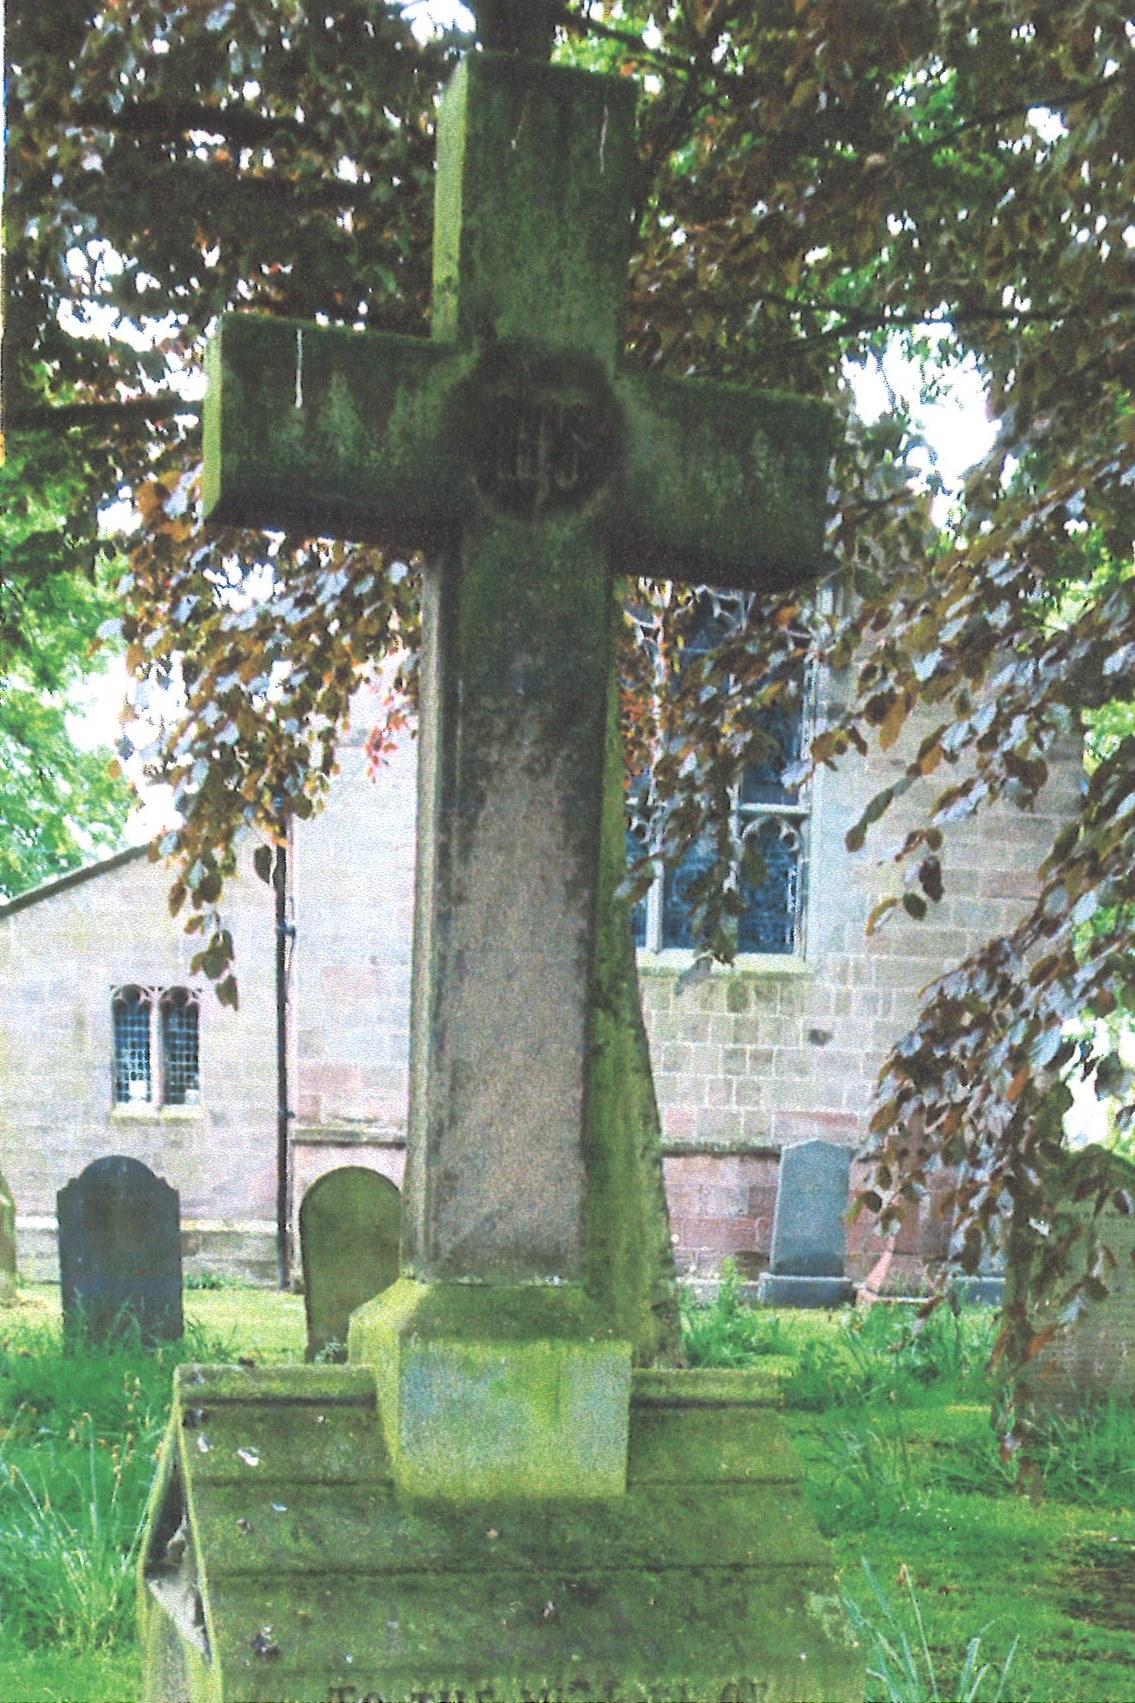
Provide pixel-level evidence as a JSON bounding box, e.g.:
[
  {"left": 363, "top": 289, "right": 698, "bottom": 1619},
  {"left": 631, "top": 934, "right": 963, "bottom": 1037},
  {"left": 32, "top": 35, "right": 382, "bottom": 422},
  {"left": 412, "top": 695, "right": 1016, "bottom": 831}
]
[
  {"left": 293, "top": 678, "right": 1079, "bottom": 1288},
  {"left": 1009, "top": 1150, "right": 1135, "bottom": 1413},
  {"left": 290, "top": 689, "right": 416, "bottom": 1137},
  {"left": 0, "top": 844, "right": 279, "bottom": 1282},
  {"left": 0, "top": 674, "right": 1080, "bottom": 1288},
  {"left": 641, "top": 672, "right": 1081, "bottom": 1281}
]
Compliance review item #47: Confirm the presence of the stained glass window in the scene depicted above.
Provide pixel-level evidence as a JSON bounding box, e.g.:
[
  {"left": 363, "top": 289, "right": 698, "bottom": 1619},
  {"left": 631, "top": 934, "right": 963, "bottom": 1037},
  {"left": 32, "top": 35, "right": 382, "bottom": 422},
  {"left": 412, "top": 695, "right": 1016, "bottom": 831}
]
[
  {"left": 630, "top": 590, "right": 813, "bottom": 957},
  {"left": 161, "top": 991, "right": 200, "bottom": 1105}
]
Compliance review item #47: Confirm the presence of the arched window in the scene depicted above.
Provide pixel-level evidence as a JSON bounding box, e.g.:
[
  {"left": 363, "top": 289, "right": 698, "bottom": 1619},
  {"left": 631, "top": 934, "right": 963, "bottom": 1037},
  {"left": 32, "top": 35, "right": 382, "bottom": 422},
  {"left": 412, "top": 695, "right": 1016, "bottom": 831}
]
[
  {"left": 112, "top": 986, "right": 202, "bottom": 1108},
  {"left": 161, "top": 990, "right": 200, "bottom": 1105},
  {"left": 113, "top": 986, "right": 152, "bottom": 1103}
]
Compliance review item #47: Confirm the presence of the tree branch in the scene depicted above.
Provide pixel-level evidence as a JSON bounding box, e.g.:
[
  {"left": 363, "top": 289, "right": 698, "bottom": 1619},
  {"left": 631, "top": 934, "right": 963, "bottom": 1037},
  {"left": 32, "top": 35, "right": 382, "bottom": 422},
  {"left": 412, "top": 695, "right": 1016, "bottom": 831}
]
[
  {"left": 741, "top": 289, "right": 1135, "bottom": 351},
  {"left": 7, "top": 396, "right": 202, "bottom": 432},
  {"left": 904, "top": 70, "right": 1121, "bottom": 158},
  {"left": 556, "top": 1, "right": 690, "bottom": 68},
  {"left": 76, "top": 97, "right": 309, "bottom": 149}
]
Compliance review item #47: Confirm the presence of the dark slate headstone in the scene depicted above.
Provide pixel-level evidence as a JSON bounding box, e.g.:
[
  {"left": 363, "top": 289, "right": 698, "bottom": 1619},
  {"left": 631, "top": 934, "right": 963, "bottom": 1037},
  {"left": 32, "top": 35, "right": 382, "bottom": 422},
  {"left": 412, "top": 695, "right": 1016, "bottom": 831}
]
[
  {"left": 758, "top": 1138, "right": 853, "bottom": 1307},
  {"left": 0, "top": 1170, "right": 15, "bottom": 1304},
  {"left": 299, "top": 1166, "right": 401, "bottom": 1361},
  {"left": 57, "top": 1156, "right": 183, "bottom": 1345}
]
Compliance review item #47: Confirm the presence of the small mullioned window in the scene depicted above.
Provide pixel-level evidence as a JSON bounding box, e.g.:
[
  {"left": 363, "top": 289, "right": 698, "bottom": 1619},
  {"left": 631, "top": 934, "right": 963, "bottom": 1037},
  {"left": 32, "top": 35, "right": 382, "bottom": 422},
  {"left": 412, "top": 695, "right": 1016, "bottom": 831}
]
[{"left": 112, "top": 986, "right": 200, "bottom": 1107}]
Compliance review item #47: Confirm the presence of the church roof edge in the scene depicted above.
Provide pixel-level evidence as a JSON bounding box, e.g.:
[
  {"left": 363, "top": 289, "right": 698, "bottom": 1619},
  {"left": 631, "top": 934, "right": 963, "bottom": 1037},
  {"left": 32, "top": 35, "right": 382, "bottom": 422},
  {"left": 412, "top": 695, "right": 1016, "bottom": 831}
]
[{"left": 0, "top": 843, "right": 151, "bottom": 919}]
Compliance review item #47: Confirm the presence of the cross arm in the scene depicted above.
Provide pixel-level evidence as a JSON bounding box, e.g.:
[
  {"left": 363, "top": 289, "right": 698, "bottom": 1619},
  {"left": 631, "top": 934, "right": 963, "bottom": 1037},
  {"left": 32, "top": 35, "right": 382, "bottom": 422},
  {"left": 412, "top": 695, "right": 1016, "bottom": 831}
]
[
  {"left": 611, "top": 372, "right": 838, "bottom": 593},
  {"left": 202, "top": 314, "right": 473, "bottom": 546}
]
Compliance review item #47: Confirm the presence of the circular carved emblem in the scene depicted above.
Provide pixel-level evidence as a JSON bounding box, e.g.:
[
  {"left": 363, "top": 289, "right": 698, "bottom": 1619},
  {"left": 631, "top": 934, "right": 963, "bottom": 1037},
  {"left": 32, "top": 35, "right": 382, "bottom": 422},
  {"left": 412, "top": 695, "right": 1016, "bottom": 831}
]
[{"left": 462, "top": 346, "right": 623, "bottom": 519}]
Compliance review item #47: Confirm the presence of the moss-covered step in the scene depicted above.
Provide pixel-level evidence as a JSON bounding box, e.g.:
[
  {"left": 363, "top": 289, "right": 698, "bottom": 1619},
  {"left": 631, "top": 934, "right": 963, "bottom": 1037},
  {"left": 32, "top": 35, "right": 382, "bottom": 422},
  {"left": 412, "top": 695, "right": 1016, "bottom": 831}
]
[{"left": 138, "top": 1364, "right": 862, "bottom": 1703}]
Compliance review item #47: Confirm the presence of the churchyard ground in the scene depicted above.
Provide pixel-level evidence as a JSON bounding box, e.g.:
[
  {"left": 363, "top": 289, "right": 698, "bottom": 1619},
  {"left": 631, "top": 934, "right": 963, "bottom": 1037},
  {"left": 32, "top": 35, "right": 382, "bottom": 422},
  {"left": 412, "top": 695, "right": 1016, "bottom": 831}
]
[{"left": 1, "top": 1282, "right": 1134, "bottom": 1702}]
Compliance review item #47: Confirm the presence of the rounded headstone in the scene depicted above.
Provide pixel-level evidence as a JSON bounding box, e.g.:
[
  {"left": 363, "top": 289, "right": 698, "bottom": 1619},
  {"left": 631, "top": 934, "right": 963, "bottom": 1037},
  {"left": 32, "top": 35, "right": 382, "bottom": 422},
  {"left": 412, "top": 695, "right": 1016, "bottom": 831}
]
[
  {"left": 0, "top": 1170, "right": 16, "bottom": 1304},
  {"left": 299, "top": 1167, "right": 401, "bottom": 1360},
  {"left": 57, "top": 1155, "right": 183, "bottom": 1344}
]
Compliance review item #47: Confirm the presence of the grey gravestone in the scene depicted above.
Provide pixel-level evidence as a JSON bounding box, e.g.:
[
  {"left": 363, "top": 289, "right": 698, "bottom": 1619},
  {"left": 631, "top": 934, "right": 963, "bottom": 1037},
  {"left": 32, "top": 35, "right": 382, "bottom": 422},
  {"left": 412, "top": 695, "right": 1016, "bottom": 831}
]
[
  {"left": 0, "top": 1170, "right": 15, "bottom": 1303},
  {"left": 57, "top": 1156, "right": 183, "bottom": 1344},
  {"left": 953, "top": 1261, "right": 1005, "bottom": 1307},
  {"left": 759, "top": 1138, "right": 854, "bottom": 1306},
  {"left": 299, "top": 1166, "right": 400, "bottom": 1360}
]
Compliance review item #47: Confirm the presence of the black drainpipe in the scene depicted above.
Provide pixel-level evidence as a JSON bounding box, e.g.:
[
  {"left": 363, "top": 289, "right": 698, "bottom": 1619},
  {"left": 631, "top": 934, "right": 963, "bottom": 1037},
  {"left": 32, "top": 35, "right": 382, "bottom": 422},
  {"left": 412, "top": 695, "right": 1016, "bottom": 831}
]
[{"left": 273, "top": 838, "right": 294, "bottom": 1290}]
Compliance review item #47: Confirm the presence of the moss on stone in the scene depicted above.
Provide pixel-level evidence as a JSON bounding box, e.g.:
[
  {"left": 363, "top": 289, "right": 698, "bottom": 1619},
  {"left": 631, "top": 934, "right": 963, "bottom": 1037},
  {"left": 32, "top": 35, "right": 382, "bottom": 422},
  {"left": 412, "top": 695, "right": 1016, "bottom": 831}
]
[
  {"left": 584, "top": 645, "right": 684, "bottom": 1365},
  {"left": 353, "top": 1275, "right": 618, "bottom": 1343},
  {"left": 614, "top": 370, "right": 837, "bottom": 592},
  {"left": 350, "top": 1279, "right": 632, "bottom": 1501},
  {"left": 141, "top": 1364, "right": 862, "bottom": 1703},
  {"left": 631, "top": 1366, "right": 779, "bottom": 1406}
]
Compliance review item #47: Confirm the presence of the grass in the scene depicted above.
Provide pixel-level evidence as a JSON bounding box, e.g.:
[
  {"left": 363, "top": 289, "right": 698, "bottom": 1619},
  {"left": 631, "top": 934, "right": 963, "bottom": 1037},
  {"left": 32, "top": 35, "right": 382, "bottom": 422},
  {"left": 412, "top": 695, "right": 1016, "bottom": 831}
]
[
  {"left": 0, "top": 1285, "right": 305, "bottom": 1702},
  {"left": 3, "top": 1276, "right": 1135, "bottom": 1701}
]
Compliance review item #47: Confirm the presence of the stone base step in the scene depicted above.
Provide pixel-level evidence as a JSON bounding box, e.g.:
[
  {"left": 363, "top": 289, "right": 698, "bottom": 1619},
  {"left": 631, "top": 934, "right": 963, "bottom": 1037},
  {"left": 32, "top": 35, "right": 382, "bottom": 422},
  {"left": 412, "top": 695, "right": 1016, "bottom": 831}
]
[{"left": 140, "top": 1365, "right": 863, "bottom": 1703}]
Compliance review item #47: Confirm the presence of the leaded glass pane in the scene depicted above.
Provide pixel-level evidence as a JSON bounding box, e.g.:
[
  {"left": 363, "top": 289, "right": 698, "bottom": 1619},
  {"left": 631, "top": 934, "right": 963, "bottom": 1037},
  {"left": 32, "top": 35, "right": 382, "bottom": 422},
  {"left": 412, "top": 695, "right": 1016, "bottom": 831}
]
[
  {"left": 626, "top": 780, "right": 651, "bottom": 948},
  {"left": 739, "top": 701, "right": 804, "bottom": 806},
  {"left": 626, "top": 587, "right": 811, "bottom": 956},
  {"left": 162, "top": 992, "right": 200, "bottom": 1105},
  {"left": 661, "top": 836, "right": 716, "bottom": 949},
  {"left": 113, "top": 989, "right": 151, "bottom": 1103},
  {"left": 629, "top": 841, "right": 648, "bottom": 946},
  {"left": 737, "top": 816, "right": 803, "bottom": 955}
]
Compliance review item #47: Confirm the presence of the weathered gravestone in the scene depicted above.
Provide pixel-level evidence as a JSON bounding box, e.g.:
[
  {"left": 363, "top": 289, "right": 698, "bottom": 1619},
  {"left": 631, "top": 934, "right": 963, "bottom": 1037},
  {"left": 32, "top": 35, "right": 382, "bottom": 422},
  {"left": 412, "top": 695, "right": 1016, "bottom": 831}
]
[
  {"left": 140, "top": 15, "right": 860, "bottom": 1702},
  {"left": 0, "top": 1169, "right": 16, "bottom": 1304},
  {"left": 300, "top": 1167, "right": 401, "bottom": 1361},
  {"left": 1007, "top": 1144, "right": 1135, "bottom": 1415},
  {"left": 58, "top": 1156, "right": 183, "bottom": 1345},
  {"left": 759, "top": 1139, "right": 854, "bottom": 1308}
]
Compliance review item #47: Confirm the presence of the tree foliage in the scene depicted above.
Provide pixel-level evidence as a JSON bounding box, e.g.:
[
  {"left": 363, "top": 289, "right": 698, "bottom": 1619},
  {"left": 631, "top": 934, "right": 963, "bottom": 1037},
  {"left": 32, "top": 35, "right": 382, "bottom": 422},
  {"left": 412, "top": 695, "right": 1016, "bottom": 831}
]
[
  {"left": 7, "top": 0, "right": 1135, "bottom": 1348},
  {"left": 0, "top": 437, "right": 135, "bottom": 896}
]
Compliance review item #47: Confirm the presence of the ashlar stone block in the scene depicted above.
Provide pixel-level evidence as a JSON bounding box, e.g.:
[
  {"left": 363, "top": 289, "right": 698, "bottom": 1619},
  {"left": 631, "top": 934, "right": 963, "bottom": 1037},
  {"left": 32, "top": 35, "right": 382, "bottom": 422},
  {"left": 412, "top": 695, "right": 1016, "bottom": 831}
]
[{"left": 349, "top": 1278, "right": 631, "bottom": 1501}]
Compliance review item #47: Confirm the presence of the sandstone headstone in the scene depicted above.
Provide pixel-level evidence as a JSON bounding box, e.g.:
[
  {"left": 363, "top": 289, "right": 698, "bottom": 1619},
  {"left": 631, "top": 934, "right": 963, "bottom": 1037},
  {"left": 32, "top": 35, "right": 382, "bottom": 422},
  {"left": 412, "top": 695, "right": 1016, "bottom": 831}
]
[
  {"left": 0, "top": 1170, "right": 16, "bottom": 1304},
  {"left": 759, "top": 1138, "right": 854, "bottom": 1307},
  {"left": 1009, "top": 1145, "right": 1135, "bottom": 1414},
  {"left": 57, "top": 1155, "right": 183, "bottom": 1345},
  {"left": 299, "top": 1166, "right": 400, "bottom": 1360}
]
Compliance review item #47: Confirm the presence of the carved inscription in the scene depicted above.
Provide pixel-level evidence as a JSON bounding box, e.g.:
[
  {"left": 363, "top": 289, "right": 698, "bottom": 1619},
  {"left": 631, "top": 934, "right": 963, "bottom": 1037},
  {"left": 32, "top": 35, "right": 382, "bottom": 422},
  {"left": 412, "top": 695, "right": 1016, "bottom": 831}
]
[
  {"left": 483, "top": 392, "right": 604, "bottom": 516},
  {"left": 459, "top": 345, "right": 623, "bottom": 522}
]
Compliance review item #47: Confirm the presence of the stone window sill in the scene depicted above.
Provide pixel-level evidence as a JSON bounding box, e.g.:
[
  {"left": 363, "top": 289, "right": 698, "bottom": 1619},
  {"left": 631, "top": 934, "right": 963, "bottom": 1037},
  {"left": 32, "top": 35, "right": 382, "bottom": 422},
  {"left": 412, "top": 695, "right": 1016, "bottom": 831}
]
[
  {"left": 636, "top": 949, "right": 809, "bottom": 978},
  {"left": 111, "top": 1104, "right": 205, "bottom": 1121}
]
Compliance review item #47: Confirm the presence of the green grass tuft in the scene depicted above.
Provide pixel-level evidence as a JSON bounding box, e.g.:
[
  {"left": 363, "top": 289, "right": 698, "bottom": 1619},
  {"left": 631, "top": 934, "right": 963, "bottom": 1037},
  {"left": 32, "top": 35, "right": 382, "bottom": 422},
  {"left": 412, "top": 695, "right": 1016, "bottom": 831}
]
[
  {"left": 680, "top": 1260, "right": 790, "bottom": 1365},
  {"left": 844, "top": 1558, "right": 1018, "bottom": 1703}
]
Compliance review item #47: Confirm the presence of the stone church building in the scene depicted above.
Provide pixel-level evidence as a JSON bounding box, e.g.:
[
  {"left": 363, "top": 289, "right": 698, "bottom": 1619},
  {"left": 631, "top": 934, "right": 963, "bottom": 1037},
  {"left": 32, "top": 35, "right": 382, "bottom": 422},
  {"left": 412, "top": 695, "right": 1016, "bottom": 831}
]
[{"left": 0, "top": 672, "right": 1078, "bottom": 1290}]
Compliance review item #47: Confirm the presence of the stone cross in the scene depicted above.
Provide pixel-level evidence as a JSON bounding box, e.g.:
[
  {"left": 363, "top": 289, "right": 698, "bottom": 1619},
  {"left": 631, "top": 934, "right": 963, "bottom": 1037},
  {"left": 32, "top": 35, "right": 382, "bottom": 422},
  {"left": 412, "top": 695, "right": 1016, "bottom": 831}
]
[{"left": 204, "top": 45, "right": 834, "bottom": 1498}]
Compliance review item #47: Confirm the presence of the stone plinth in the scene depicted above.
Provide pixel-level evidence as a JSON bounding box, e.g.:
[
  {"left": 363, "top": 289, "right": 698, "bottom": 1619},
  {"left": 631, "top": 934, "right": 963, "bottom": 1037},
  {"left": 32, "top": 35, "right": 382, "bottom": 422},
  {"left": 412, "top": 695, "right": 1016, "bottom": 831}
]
[
  {"left": 759, "top": 1272, "right": 854, "bottom": 1307},
  {"left": 348, "top": 1278, "right": 632, "bottom": 1501},
  {"left": 139, "top": 1363, "right": 862, "bottom": 1703}
]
